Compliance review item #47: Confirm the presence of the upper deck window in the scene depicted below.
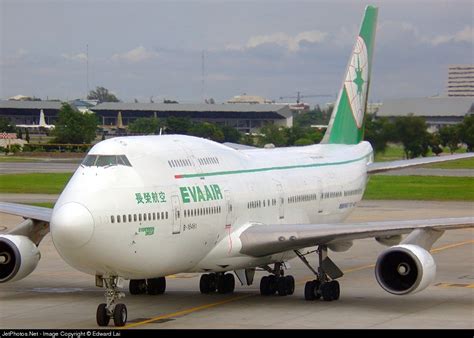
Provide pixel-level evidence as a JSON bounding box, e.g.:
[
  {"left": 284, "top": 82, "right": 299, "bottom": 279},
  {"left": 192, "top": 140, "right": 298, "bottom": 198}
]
[{"left": 81, "top": 155, "right": 132, "bottom": 167}]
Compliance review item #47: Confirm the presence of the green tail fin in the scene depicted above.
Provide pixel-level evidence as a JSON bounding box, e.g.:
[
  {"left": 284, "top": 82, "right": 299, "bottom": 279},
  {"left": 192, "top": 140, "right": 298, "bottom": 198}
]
[{"left": 321, "top": 5, "right": 378, "bottom": 144}]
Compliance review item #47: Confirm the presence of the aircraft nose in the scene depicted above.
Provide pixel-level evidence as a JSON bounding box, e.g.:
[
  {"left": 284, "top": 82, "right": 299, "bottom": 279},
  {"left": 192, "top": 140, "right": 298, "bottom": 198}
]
[{"left": 51, "top": 202, "right": 95, "bottom": 249}]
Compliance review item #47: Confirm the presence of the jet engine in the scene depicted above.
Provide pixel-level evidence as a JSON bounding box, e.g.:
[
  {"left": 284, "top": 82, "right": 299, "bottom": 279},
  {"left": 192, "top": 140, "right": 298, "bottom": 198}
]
[
  {"left": 375, "top": 244, "right": 436, "bottom": 295},
  {"left": 0, "top": 235, "right": 41, "bottom": 283}
]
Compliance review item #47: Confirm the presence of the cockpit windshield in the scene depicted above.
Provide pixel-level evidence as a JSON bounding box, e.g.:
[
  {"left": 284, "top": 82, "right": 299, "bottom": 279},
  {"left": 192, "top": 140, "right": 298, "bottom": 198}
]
[{"left": 81, "top": 155, "right": 132, "bottom": 167}]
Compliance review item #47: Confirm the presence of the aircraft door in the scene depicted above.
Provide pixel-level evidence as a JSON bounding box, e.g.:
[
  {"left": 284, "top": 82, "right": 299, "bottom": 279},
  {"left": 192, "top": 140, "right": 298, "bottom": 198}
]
[
  {"left": 276, "top": 183, "right": 284, "bottom": 220},
  {"left": 224, "top": 190, "right": 233, "bottom": 228},
  {"left": 171, "top": 195, "right": 181, "bottom": 234}
]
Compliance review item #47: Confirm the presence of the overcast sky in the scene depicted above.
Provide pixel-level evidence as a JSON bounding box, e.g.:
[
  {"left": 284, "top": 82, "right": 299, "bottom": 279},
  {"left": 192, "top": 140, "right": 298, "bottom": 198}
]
[{"left": 1, "top": 0, "right": 473, "bottom": 105}]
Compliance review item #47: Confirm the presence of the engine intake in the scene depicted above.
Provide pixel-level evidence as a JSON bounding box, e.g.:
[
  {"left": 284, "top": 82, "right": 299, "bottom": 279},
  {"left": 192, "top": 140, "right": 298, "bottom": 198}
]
[
  {"left": 375, "top": 244, "right": 436, "bottom": 295},
  {"left": 0, "top": 235, "right": 40, "bottom": 283}
]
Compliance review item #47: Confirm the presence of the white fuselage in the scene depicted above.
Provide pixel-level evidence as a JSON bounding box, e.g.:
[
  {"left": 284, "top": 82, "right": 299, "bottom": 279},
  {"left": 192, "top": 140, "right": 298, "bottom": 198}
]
[{"left": 50, "top": 135, "right": 373, "bottom": 279}]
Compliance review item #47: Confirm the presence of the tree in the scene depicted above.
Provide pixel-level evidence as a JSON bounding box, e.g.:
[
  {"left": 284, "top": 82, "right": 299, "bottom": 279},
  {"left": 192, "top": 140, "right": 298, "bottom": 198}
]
[
  {"left": 459, "top": 114, "right": 474, "bottom": 152},
  {"left": 364, "top": 114, "right": 396, "bottom": 153},
  {"left": 394, "top": 115, "right": 430, "bottom": 159},
  {"left": 0, "top": 117, "right": 16, "bottom": 132},
  {"left": 438, "top": 125, "right": 460, "bottom": 154},
  {"left": 165, "top": 116, "right": 192, "bottom": 134},
  {"left": 25, "top": 129, "right": 30, "bottom": 143},
  {"left": 52, "top": 103, "right": 98, "bottom": 144},
  {"left": 221, "top": 125, "right": 241, "bottom": 143},
  {"left": 87, "top": 86, "right": 119, "bottom": 103},
  {"left": 128, "top": 117, "right": 162, "bottom": 135},
  {"left": 17, "top": 128, "right": 23, "bottom": 140},
  {"left": 258, "top": 124, "right": 288, "bottom": 147},
  {"left": 189, "top": 122, "right": 224, "bottom": 142}
]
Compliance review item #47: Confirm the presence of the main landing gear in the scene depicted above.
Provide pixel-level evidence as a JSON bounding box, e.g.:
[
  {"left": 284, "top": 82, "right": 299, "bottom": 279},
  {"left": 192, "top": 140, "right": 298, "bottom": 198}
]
[
  {"left": 200, "top": 272, "right": 235, "bottom": 294},
  {"left": 96, "top": 276, "right": 127, "bottom": 327},
  {"left": 259, "top": 262, "right": 295, "bottom": 296},
  {"left": 295, "top": 245, "right": 343, "bottom": 302},
  {"left": 129, "top": 277, "right": 166, "bottom": 295}
]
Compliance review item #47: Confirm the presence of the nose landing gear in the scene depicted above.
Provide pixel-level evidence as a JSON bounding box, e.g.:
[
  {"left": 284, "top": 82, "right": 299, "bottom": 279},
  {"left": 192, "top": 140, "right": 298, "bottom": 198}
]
[{"left": 96, "top": 276, "right": 127, "bottom": 327}]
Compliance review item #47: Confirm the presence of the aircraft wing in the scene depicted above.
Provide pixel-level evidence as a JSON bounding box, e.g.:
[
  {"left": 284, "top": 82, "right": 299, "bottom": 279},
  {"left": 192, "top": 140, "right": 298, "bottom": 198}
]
[
  {"left": 223, "top": 142, "right": 258, "bottom": 150},
  {"left": 239, "top": 217, "right": 473, "bottom": 257},
  {"left": 0, "top": 202, "right": 52, "bottom": 223},
  {"left": 367, "top": 153, "right": 474, "bottom": 174}
]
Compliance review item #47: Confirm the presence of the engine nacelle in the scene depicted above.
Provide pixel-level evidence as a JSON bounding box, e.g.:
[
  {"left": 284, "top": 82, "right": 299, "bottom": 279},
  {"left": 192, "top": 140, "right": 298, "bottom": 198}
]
[
  {"left": 375, "top": 244, "right": 436, "bottom": 295},
  {"left": 0, "top": 235, "right": 41, "bottom": 283}
]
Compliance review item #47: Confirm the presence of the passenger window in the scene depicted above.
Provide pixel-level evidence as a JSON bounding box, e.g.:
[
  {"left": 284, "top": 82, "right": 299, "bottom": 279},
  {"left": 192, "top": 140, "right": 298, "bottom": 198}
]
[
  {"left": 161, "top": 212, "right": 165, "bottom": 219},
  {"left": 139, "top": 214, "right": 142, "bottom": 222},
  {"left": 166, "top": 211, "right": 168, "bottom": 219},
  {"left": 144, "top": 213, "right": 147, "bottom": 221},
  {"left": 117, "top": 215, "right": 121, "bottom": 223},
  {"left": 111, "top": 215, "right": 115, "bottom": 223},
  {"left": 128, "top": 214, "right": 132, "bottom": 222},
  {"left": 134, "top": 214, "right": 137, "bottom": 222},
  {"left": 123, "top": 215, "right": 126, "bottom": 223}
]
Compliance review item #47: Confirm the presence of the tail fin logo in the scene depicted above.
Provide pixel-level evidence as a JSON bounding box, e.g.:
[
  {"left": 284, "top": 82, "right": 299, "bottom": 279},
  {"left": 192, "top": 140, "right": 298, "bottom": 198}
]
[{"left": 344, "top": 36, "right": 368, "bottom": 128}]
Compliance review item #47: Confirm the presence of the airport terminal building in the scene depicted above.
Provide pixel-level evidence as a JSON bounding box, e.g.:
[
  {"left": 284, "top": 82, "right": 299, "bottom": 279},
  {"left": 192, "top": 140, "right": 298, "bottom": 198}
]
[
  {"left": 376, "top": 97, "right": 473, "bottom": 131},
  {"left": 91, "top": 102, "right": 293, "bottom": 133},
  {"left": 0, "top": 100, "right": 293, "bottom": 134}
]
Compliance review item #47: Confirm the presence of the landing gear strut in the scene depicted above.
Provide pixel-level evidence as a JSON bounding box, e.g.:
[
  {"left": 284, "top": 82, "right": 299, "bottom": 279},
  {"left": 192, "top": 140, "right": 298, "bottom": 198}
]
[
  {"left": 259, "top": 262, "right": 295, "bottom": 296},
  {"left": 200, "top": 272, "right": 235, "bottom": 294},
  {"left": 295, "top": 245, "right": 343, "bottom": 302},
  {"left": 96, "top": 276, "right": 127, "bottom": 327}
]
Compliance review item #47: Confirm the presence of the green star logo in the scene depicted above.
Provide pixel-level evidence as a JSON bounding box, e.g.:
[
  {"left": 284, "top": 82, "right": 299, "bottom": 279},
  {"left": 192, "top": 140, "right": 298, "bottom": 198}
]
[{"left": 353, "top": 56, "right": 364, "bottom": 96}]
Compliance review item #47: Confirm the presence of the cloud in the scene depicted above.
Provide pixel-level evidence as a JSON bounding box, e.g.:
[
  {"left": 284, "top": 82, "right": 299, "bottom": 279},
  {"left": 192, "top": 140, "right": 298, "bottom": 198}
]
[
  {"left": 61, "top": 52, "right": 87, "bottom": 62},
  {"left": 112, "top": 46, "right": 159, "bottom": 63},
  {"left": 227, "top": 30, "right": 327, "bottom": 52},
  {"left": 429, "top": 26, "right": 474, "bottom": 46}
]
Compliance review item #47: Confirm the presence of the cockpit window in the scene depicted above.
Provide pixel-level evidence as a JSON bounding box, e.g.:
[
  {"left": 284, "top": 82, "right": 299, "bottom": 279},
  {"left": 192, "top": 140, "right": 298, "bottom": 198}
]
[{"left": 81, "top": 155, "right": 132, "bottom": 167}]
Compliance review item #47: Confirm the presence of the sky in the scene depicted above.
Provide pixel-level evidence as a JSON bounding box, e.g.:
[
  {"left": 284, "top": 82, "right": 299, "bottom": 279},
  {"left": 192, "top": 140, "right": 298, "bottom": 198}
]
[{"left": 0, "top": 0, "right": 473, "bottom": 106}]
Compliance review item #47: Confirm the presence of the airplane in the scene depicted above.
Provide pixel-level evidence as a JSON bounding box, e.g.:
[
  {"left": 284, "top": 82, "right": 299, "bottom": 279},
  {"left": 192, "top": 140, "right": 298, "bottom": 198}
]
[
  {"left": 0, "top": 5, "right": 473, "bottom": 327},
  {"left": 16, "top": 109, "right": 55, "bottom": 130}
]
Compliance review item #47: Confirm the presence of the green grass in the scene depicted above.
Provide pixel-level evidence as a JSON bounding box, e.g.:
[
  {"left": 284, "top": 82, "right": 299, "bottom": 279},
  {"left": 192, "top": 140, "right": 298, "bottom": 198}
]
[
  {"left": 0, "top": 156, "right": 43, "bottom": 162},
  {"left": 20, "top": 202, "right": 55, "bottom": 209},
  {"left": 423, "top": 157, "right": 474, "bottom": 169},
  {"left": 0, "top": 173, "right": 72, "bottom": 194},
  {"left": 364, "top": 175, "right": 474, "bottom": 201}
]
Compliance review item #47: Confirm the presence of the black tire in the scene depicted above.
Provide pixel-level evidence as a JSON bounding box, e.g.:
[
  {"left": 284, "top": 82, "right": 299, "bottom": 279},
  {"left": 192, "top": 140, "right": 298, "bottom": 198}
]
[
  {"left": 330, "top": 280, "right": 340, "bottom": 300},
  {"left": 129, "top": 279, "right": 146, "bottom": 295},
  {"left": 268, "top": 275, "right": 277, "bottom": 295},
  {"left": 277, "top": 277, "right": 287, "bottom": 296},
  {"left": 217, "top": 274, "right": 226, "bottom": 294},
  {"left": 200, "top": 274, "right": 211, "bottom": 294},
  {"left": 224, "top": 273, "right": 235, "bottom": 293},
  {"left": 147, "top": 277, "right": 166, "bottom": 295},
  {"left": 208, "top": 273, "right": 217, "bottom": 292},
  {"left": 113, "top": 303, "right": 127, "bottom": 327},
  {"left": 313, "top": 280, "right": 322, "bottom": 300},
  {"left": 321, "top": 282, "right": 334, "bottom": 301},
  {"left": 285, "top": 275, "right": 295, "bottom": 295},
  {"left": 96, "top": 303, "right": 110, "bottom": 327},
  {"left": 260, "top": 276, "right": 270, "bottom": 295},
  {"left": 304, "top": 281, "right": 316, "bottom": 301}
]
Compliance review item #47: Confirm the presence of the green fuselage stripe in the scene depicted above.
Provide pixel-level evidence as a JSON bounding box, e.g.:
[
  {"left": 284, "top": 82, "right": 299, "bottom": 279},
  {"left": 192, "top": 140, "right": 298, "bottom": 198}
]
[{"left": 175, "top": 153, "right": 371, "bottom": 179}]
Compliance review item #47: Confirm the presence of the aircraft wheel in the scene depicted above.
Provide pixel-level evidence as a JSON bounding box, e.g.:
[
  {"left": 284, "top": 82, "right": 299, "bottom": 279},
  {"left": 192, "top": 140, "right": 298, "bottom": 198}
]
[
  {"left": 200, "top": 274, "right": 211, "bottom": 294},
  {"left": 268, "top": 275, "right": 277, "bottom": 295},
  {"left": 285, "top": 275, "right": 295, "bottom": 295},
  {"left": 304, "top": 281, "right": 316, "bottom": 301},
  {"left": 96, "top": 303, "right": 110, "bottom": 327},
  {"left": 321, "top": 282, "right": 334, "bottom": 301},
  {"left": 260, "top": 276, "right": 270, "bottom": 295},
  {"left": 147, "top": 277, "right": 166, "bottom": 295},
  {"left": 277, "top": 277, "right": 287, "bottom": 296},
  {"left": 224, "top": 273, "right": 235, "bottom": 293},
  {"left": 330, "top": 280, "right": 340, "bottom": 300},
  {"left": 113, "top": 303, "right": 127, "bottom": 327},
  {"left": 129, "top": 279, "right": 147, "bottom": 295}
]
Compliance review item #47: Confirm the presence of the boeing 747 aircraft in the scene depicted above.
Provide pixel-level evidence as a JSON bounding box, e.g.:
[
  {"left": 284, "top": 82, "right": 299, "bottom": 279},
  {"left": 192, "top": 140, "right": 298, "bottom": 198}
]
[{"left": 0, "top": 6, "right": 473, "bottom": 327}]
